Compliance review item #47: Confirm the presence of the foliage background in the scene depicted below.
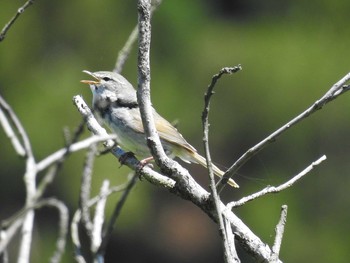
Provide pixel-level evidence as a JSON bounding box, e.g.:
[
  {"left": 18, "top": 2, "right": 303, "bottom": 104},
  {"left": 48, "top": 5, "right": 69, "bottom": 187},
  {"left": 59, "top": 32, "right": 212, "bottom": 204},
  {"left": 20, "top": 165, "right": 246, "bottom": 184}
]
[{"left": 1, "top": 0, "right": 350, "bottom": 262}]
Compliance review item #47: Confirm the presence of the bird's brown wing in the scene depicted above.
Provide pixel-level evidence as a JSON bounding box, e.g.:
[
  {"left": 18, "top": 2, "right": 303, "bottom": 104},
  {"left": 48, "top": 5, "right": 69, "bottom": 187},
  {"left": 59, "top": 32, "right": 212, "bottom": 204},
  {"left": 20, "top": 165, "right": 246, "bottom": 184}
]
[
  {"left": 129, "top": 108, "right": 196, "bottom": 153},
  {"left": 153, "top": 111, "right": 196, "bottom": 153}
]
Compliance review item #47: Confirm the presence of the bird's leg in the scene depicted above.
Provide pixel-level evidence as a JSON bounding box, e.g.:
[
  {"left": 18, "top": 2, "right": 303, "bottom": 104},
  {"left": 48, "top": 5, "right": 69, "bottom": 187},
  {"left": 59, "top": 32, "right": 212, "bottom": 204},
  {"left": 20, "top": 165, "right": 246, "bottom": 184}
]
[{"left": 138, "top": 156, "right": 154, "bottom": 168}]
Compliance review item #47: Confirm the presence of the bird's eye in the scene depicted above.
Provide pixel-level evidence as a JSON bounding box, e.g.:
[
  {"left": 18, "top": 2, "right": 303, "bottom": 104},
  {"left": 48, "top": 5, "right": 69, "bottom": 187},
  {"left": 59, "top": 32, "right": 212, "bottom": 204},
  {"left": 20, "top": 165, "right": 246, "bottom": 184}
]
[{"left": 102, "top": 77, "right": 111, "bottom": 81}]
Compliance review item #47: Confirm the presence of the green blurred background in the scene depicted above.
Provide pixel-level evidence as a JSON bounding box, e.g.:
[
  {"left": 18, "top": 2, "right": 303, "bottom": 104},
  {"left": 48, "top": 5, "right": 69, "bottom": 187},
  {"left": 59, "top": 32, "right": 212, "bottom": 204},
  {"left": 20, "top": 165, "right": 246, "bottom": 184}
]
[{"left": 1, "top": 0, "right": 350, "bottom": 262}]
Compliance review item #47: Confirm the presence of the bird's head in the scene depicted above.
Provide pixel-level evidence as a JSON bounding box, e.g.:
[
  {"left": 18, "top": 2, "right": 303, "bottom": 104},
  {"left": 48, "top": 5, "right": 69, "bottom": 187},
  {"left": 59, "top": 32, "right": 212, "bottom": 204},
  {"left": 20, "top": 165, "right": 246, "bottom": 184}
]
[{"left": 81, "top": 70, "right": 137, "bottom": 108}]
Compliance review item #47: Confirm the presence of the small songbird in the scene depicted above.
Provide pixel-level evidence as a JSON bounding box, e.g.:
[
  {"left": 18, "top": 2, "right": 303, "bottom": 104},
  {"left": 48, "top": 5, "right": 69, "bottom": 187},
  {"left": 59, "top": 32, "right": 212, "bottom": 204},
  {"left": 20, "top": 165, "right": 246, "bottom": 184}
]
[{"left": 81, "top": 70, "right": 239, "bottom": 188}]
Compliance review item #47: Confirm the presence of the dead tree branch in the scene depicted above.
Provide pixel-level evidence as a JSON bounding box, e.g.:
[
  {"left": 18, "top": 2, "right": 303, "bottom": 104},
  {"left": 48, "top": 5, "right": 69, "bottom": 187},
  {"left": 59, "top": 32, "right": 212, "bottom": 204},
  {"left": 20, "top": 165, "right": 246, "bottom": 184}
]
[
  {"left": 0, "top": 0, "right": 35, "bottom": 42},
  {"left": 218, "top": 73, "right": 350, "bottom": 191},
  {"left": 202, "top": 66, "right": 242, "bottom": 263}
]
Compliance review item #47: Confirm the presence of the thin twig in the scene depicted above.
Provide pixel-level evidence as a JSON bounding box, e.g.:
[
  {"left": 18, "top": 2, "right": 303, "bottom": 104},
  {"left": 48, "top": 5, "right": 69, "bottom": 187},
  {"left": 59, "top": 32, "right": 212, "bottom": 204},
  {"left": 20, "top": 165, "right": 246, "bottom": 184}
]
[
  {"left": 71, "top": 180, "right": 129, "bottom": 262},
  {"left": 1, "top": 197, "right": 69, "bottom": 263},
  {"left": 270, "top": 205, "right": 288, "bottom": 262},
  {"left": 71, "top": 209, "right": 86, "bottom": 263},
  {"left": 35, "top": 198, "right": 69, "bottom": 263},
  {"left": 227, "top": 155, "right": 327, "bottom": 209},
  {"left": 35, "top": 124, "right": 86, "bottom": 202},
  {"left": 218, "top": 73, "right": 350, "bottom": 191},
  {"left": 202, "top": 67, "right": 241, "bottom": 263},
  {"left": 36, "top": 134, "right": 116, "bottom": 172},
  {"left": 0, "top": 94, "right": 36, "bottom": 257},
  {"left": 113, "top": 0, "right": 162, "bottom": 73},
  {"left": 97, "top": 173, "right": 138, "bottom": 257},
  {"left": 114, "top": 26, "right": 138, "bottom": 73},
  {"left": 0, "top": 98, "right": 25, "bottom": 156},
  {"left": 91, "top": 180, "right": 109, "bottom": 253},
  {"left": 0, "top": 95, "right": 32, "bottom": 157},
  {"left": 204, "top": 66, "right": 241, "bottom": 188},
  {"left": 0, "top": 0, "right": 35, "bottom": 42}
]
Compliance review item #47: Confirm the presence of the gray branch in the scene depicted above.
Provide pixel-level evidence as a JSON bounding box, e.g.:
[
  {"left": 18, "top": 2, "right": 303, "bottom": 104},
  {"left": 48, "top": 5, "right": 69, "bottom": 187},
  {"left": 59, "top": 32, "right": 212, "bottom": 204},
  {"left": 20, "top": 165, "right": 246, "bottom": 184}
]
[
  {"left": 0, "top": 0, "right": 35, "bottom": 42},
  {"left": 218, "top": 73, "right": 350, "bottom": 191},
  {"left": 227, "top": 155, "right": 327, "bottom": 209},
  {"left": 270, "top": 205, "right": 288, "bottom": 262},
  {"left": 202, "top": 66, "right": 242, "bottom": 263}
]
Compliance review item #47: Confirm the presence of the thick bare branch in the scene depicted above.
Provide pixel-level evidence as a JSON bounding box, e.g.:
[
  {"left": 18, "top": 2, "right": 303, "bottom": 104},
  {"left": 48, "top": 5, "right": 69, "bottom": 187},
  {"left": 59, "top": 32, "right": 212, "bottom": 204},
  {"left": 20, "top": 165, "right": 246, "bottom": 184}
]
[{"left": 137, "top": 0, "right": 171, "bottom": 170}]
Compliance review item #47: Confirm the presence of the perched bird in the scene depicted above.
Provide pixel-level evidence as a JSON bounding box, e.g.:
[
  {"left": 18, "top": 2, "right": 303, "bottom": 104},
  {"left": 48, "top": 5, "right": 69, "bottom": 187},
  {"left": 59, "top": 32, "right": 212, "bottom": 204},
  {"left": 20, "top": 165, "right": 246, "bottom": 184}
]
[{"left": 81, "top": 70, "right": 239, "bottom": 188}]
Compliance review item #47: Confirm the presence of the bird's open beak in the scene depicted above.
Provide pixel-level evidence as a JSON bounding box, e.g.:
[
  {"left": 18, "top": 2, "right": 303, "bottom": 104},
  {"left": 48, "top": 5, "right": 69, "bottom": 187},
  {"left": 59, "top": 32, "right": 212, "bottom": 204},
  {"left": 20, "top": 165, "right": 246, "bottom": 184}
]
[{"left": 80, "top": 70, "right": 100, "bottom": 85}]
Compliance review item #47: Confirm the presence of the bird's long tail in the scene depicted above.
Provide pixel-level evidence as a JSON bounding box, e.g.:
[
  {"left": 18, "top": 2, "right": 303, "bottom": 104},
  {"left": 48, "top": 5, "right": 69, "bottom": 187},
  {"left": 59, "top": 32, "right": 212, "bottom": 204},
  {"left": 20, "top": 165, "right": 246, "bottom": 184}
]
[{"left": 190, "top": 152, "right": 239, "bottom": 188}]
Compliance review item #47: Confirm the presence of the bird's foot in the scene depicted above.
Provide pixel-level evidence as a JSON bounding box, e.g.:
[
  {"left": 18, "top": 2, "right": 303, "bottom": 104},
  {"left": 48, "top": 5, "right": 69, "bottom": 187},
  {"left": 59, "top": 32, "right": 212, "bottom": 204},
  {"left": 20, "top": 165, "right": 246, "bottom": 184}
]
[{"left": 137, "top": 156, "right": 154, "bottom": 169}]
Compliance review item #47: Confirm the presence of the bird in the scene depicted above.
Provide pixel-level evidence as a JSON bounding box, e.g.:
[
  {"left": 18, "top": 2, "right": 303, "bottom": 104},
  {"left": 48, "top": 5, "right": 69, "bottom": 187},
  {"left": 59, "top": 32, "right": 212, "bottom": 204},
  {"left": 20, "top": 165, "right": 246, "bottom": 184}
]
[{"left": 81, "top": 70, "right": 239, "bottom": 188}]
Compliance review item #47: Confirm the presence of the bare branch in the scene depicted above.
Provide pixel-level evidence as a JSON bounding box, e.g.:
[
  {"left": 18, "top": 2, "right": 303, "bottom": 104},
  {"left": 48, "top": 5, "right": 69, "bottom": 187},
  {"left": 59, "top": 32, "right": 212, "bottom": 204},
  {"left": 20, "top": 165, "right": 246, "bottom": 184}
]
[
  {"left": 201, "top": 66, "right": 241, "bottom": 263},
  {"left": 91, "top": 180, "right": 109, "bottom": 253},
  {"left": 0, "top": 99, "right": 25, "bottom": 156},
  {"left": 270, "top": 205, "right": 288, "bottom": 263},
  {"left": 97, "top": 174, "right": 138, "bottom": 257},
  {"left": 10, "top": 211, "right": 35, "bottom": 263},
  {"left": 72, "top": 96, "right": 115, "bottom": 149},
  {"left": 0, "top": 95, "right": 32, "bottom": 157},
  {"left": 224, "top": 218, "right": 240, "bottom": 263},
  {"left": 0, "top": 0, "right": 35, "bottom": 42},
  {"left": 0, "top": 94, "right": 37, "bottom": 258},
  {"left": 218, "top": 73, "right": 350, "bottom": 191},
  {"left": 35, "top": 198, "right": 69, "bottom": 263},
  {"left": 17, "top": 108, "right": 36, "bottom": 263},
  {"left": 203, "top": 66, "right": 241, "bottom": 188},
  {"left": 71, "top": 209, "right": 86, "bottom": 263},
  {"left": 79, "top": 144, "right": 98, "bottom": 236},
  {"left": 137, "top": 0, "right": 171, "bottom": 170},
  {"left": 113, "top": 0, "right": 162, "bottom": 73},
  {"left": 71, "top": 179, "right": 129, "bottom": 262},
  {"left": 0, "top": 217, "right": 25, "bottom": 255},
  {"left": 36, "top": 134, "right": 116, "bottom": 172},
  {"left": 228, "top": 155, "right": 327, "bottom": 209},
  {"left": 114, "top": 26, "right": 138, "bottom": 73}
]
